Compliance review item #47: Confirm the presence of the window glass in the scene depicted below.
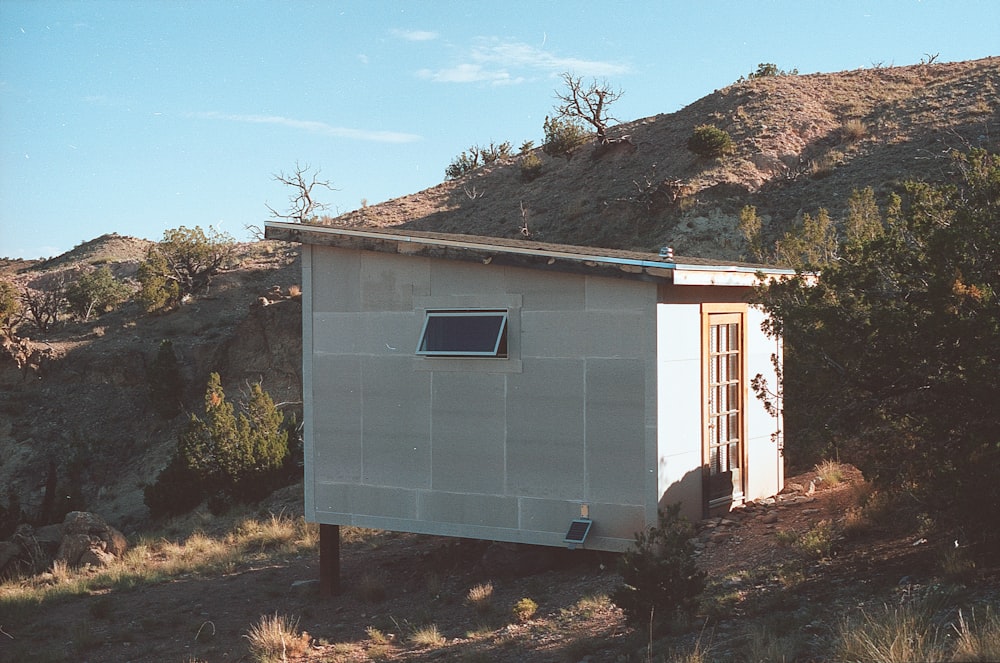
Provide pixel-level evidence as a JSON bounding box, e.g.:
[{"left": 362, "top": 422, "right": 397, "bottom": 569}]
[{"left": 416, "top": 310, "right": 508, "bottom": 357}]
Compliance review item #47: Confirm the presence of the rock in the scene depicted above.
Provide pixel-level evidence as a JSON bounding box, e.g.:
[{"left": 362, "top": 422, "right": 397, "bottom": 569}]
[
  {"left": 54, "top": 512, "right": 128, "bottom": 567},
  {"left": 78, "top": 547, "right": 116, "bottom": 568},
  {"left": 760, "top": 512, "right": 779, "bottom": 525},
  {"left": 33, "top": 523, "right": 64, "bottom": 556},
  {"left": 0, "top": 540, "right": 21, "bottom": 575}
]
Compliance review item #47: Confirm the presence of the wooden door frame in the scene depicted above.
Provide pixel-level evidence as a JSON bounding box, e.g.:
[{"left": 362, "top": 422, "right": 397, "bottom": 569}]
[{"left": 701, "top": 303, "right": 749, "bottom": 517}]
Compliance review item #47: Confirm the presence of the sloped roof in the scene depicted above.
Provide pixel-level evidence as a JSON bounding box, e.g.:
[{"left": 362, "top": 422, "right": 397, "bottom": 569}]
[{"left": 264, "top": 221, "right": 794, "bottom": 286}]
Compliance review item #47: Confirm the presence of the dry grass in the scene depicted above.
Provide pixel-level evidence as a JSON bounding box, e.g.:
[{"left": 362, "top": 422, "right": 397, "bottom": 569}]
[
  {"left": 244, "top": 613, "right": 311, "bottom": 663},
  {"left": 835, "top": 594, "right": 1000, "bottom": 663},
  {"left": 408, "top": 623, "right": 446, "bottom": 648},
  {"left": 814, "top": 459, "right": 848, "bottom": 486},
  {"left": 837, "top": 603, "right": 948, "bottom": 662},
  {"left": 355, "top": 569, "right": 389, "bottom": 603},
  {"left": 952, "top": 607, "right": 1000, "bottom": 661},
  {"left": 0, "top": 511, "right": 323, "bottom": 613},
  {"left": 466, "top": 582, "right": 495, "bottom": 615},
  {"left": 841, "top": 118, "right": 867, "bottom": 142}
]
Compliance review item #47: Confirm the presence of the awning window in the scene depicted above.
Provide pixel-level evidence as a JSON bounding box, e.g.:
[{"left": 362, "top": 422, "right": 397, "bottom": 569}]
[{"left": 416, "top": 310, "right": 508, "bottom": 357}]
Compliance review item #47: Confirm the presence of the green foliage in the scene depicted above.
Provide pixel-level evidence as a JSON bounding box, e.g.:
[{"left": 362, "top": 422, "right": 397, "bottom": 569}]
[
  {"left": 445, "top": 142, "right": 513, "bottom": 179},
  {"left": 542, "top": 115, "right": 590, "bottom": 159},
  {"left": 754, "top": 149, "right": 1000, "bottom": 555},
  {"left": 136, "top": 250, "right": 180, "bottom": 313},
  {"left": 739, "top": 62, "right": 799, "bottom": 81},
  {"left": 21, "top": 276, "right": 67, "bottom": 332},
  {"left": 65, "top": 266, "right": 132, "bottom": 320},
  {"left": 738, "top": 205, "right": 765, "bottom": 262},
  {"left": 687, "top": 124, "right": 734, "bottom": 158},
  {"left": 136, "top": 226, "right": 236, "bottom": 313},
  {"left": 511, "top": 597, "right": 538, "bottom": 622},
  {"left": 520, "top": 153, "right": 543, "bottom": 182},
  {"left": 612, "top": 503, "right": 706, "bottom": 628},
  {"left": 774, "top": 208, "right": 838, "bottom": 269},
  {"left": 144, "top": 373, "right": 291, "bottom": 518},
  {"left": 148, "top": 339, "right": 184, "bottom": 418},
  {"left": 0, "top": 279, "right": 21, "bottom": 335},
  {"left": 844, "top": 186, "right": 883, "bottom": 247}
]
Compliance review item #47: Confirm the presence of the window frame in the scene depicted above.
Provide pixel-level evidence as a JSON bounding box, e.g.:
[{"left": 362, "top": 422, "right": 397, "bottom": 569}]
[{"left": 415, "top": 309, "right": 509, "bottom": 358}]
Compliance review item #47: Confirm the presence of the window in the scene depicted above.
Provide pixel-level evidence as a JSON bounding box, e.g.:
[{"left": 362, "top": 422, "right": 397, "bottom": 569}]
[{"left": 416, "top": 310, "right": 508, "bottom": 357}]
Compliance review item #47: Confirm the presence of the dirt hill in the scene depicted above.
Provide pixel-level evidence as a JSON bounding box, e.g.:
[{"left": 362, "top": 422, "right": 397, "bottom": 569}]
[
  {"left": 2, "top": 55, "right": 997, "bottom": 541},
  {"left": 332, "top": 57, "right": 999, "bottom": 260},
  {"left": 0, "top": 58, "right": 999, "bottom": 661}
]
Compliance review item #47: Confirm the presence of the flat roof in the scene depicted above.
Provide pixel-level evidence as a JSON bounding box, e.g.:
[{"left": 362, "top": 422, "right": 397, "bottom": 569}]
[{"left": 264, "top": 221, "right": 796, "bottom": 287}]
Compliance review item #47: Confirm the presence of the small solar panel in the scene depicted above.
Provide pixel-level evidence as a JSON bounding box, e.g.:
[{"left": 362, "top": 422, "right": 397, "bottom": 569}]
[{"left": 563, "top": 518, "right": 593, "bottom": 548}]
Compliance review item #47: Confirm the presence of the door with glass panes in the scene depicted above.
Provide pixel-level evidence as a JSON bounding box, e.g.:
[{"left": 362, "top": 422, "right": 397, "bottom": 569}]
[{"left": 704, "top": 308, "right": 746, "bottom": 512}]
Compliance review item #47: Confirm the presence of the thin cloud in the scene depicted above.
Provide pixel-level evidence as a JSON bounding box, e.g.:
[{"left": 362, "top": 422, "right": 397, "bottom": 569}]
[
  {"left": 417, "top": 64, "right": 523, "bottom": 85},
  {"left": 193, "top": 112, "right": 421, "bottom": 143},
  {"left": 391, "top": 28, "right": 438, "bottom": 41},
  {"left": 417, "top": 38, "right": 629, "bottom": 85}
]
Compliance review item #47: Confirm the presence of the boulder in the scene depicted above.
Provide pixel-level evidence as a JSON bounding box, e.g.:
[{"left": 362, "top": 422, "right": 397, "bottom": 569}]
[
  {"left": 55, "top": 511, "right": 128, "bottom": 567},
  {"left": 62, "top": 511, "right": 128, "bottom": 556},
  {"left": 0, "top": 540, "right": 21, "bottom": 576}
]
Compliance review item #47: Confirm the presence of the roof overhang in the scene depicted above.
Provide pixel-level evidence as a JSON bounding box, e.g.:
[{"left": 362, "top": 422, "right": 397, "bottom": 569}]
[{"left": 264, "top": 222, "right": 797, "bottom": 286}]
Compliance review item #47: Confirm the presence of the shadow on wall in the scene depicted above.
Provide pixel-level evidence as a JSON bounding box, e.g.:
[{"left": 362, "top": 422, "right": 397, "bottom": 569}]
[{"left": 658, "top": 466, "right": 711, "bottom": 524}]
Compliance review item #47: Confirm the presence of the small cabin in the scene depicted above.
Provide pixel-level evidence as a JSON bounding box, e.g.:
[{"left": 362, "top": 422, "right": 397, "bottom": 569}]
[{"left": 265, "top": 222, "right": 789, "bottom": 584}]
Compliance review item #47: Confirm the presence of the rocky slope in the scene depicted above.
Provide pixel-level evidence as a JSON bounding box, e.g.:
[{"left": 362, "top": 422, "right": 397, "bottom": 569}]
[
  {"left": 1, "top": 58, "right": 998, "bottom": 536},
  {"left": 332, "top": 57, "right": 999, "bottom": 260}
]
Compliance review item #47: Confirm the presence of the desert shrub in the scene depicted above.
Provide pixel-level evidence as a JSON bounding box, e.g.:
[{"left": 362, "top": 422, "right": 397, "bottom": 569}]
[
  {"left": 518, "top": 140, "right": 535, "bottom": 154},
  {"left": 147, "top": 339, "right": 184, "bottom": 418},
  {"left": 841, "top": 118, "right": 867, "bottom": 142},
  {"left": 144, "top": 373, "right": 292, "bottom": 518},
  {"left": 445, "top": 142, "right": 513, "bottom": 179},
  {"left": 512, "top": 597, "right": 538, "bottom": 622},
  {"left": 0, "top": 279, "right": 21, "bottom": 335},
  {"left": 612, "top": 503, "right": 706, "bottom": 628},
  {"left": 740, "top": 62, "right": 799, "bottom": 81},
  {"left": 755, "top": 149, "right": 1000, "bottom": 557},
  {"left": 520, "top": 153, "right": 543, "bottom": 181},
  {"left": 65, "top": 265, "right": 132, "bottom": 320},
  {"left": 445, "top": 150, "right": 480, "bottom": 180},
  {"left": 542, "top": 115, "right": 590, "bottom": 159},
  {"left": 814, "top": 459, "right": 846, "bottom": 485},
  {"left": 466, "top": 582, "right": 495, "bottom": 615},
  {"left": 245, "top": 613, "right": 310, "bottom": 663},
  {"left": 408, "top": 624, "right": 445, "bottom": 648},
  {"left": 21, "top": 276, "right": 67, "bottom": 332},
  {"left": 687, "top": 125, "right": 734, "bottom": 158},
  {"left": 137, "top": 226, "right": 236, "bottom": 313}
]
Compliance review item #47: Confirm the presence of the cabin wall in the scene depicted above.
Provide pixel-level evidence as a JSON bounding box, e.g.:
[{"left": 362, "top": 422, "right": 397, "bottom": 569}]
[
  {"left": 654, "top": 303, "right": 705, "bottom": 522},
  {"left": 303, "top": 244, "right": 660, "bottom": 551},
  {"left": 745, "top": 306, "right": 784, "bottom": 500}
]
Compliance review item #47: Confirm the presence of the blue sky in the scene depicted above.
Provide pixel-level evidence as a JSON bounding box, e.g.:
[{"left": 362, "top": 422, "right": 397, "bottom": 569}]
[{"left": 1, "top": 1, "right": 997, "bottom": 259}]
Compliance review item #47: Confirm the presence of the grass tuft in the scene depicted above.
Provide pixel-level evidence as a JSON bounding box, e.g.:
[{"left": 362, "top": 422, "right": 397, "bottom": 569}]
[
  {"left": 814, "top": 459, "right": 847, "bottom": 486},
  {"left": 408, "top": 623, "right": 446, "bottom": 648},
  {"left": 244, "top": 612, "right": 311, "bottom": 663},
  {"left": 466, "top": 582, "right": 495, "bottom": 615}
]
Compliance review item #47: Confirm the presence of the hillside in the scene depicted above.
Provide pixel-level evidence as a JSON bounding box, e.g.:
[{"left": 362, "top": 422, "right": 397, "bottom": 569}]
[
  {"left": 333, "top": 57, "right": 999, "bottom": 259},
  {"left": 1, "top": 58, "right": 999, "bottom": 662}
]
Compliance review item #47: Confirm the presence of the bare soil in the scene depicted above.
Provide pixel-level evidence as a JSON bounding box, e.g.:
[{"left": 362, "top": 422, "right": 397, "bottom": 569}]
[
  {"left": 5, "top": 466, "right": 990, "bottom": 663},
  {"left": 3, "top": 58, "right": 1000, "bottom": 662}
]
